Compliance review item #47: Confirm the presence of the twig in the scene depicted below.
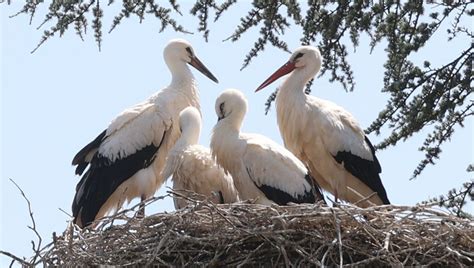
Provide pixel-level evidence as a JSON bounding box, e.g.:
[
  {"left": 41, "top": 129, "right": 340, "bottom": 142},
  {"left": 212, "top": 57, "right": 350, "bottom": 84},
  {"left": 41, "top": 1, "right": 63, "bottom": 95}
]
[
  {"left": 58, "top": 207, "right": 72, "bottom": 217},
  {"left": 0, "top": 250, "right": 28, "bottom": 267},
  {"left": 331, "top": 208, "right": 344, "bottom": 267},
  {"left": 352, "top": 191, "right": 378, "bottom": 206},
  {"left": 9, "top": 178, "right": 43, "bottom": 265}
]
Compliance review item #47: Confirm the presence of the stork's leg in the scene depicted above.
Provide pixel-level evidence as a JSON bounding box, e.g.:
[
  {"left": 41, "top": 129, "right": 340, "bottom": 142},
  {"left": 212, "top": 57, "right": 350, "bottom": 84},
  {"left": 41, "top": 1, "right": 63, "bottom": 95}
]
[
  {"left": 334, "top": 190, "right": 339, "bottom": 207},
  {"left": 137, "top": 195, "right": 146, "bottom": 218}
]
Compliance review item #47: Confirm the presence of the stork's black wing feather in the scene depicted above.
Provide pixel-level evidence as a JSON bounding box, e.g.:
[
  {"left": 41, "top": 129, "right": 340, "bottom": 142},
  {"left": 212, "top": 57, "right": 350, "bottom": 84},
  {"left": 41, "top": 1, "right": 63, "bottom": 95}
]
[
  {"left": 247, "top": 168, "right": 317, "bottom": 205},
  {"left": 255, "top": 183, "right": 316, "bottom": 205},
  {"left": 72, "top": 131, "right": 166, "bottom": 227},
  {"left": 333, "top": 136, "right": 390, "bottom": 204},
  {"left": 72, "top": 130, "right": 107, "bottom": 175}
]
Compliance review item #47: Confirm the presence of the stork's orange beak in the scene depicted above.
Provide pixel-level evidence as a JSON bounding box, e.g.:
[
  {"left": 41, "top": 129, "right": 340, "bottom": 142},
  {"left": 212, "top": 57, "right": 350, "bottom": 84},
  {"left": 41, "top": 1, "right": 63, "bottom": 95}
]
[
  {"left": 255, "top": 61, "right": 296, "bottom": 92},
  {"left": 189, "top": 55, "right": 219, "bottom": 83}
]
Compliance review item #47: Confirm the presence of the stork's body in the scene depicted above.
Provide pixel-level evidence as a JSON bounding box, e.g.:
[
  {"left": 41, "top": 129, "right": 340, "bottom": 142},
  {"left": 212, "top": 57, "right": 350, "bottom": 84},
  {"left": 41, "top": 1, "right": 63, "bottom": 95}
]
[
  {"left": 211, "top": 89, "right": 324, "bottom": 205},
  {"left": 256, "top": 46, "right": 389, "bottom": 207},
  {"left": 163, "top": 107, "right": 239, "bottom": 209},
  {"left": 71, "top": 39, "right": 218, "bottom": 227}
]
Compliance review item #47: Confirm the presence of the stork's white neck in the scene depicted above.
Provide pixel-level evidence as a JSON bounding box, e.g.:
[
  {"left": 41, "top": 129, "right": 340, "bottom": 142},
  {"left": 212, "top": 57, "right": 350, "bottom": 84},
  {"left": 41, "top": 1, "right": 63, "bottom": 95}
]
[
  {"left": 219, "top": 108, "right": 246, "bottom": 133},
  {"left": 213, "top": 121, "right": 240, "bottom": 139},
  {"left": 163, "top": 61, "right": 200, "bottom": 111},
  {"left": 181, "top": 124, "right": 200, "bottom": 146},
  {"left": 276, "top": 69, "right": 311, "bottom": 106},
  {"left": 284, "top": 67, "right": 315, "bottom": 94},
  {"left": 173, "top": 131, "right": 198, "bottom": 153},
  {"left": 211, "top": 121, "right": 240, "bottom": 159},
  {"left": 210, "top": 121, "right": 240, "bottom": 177},
  {"left": 168, "top": 61, "right": 195, "bottom": 86}
]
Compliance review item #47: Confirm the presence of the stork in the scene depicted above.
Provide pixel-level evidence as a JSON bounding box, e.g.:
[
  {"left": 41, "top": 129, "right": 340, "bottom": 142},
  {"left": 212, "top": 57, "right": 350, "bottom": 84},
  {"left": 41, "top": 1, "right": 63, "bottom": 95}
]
[
  {"left": 71, "top": 39, "right": 218, "bottom": 228},
  {"left": 255, "top": 46, "right": 390, "bottom": 207},
  {"left": 210, "top": 89, "right": 324, "bottom": 205},
  {"left": 162, "top": 106, "right": 239, "bottom": 209}
]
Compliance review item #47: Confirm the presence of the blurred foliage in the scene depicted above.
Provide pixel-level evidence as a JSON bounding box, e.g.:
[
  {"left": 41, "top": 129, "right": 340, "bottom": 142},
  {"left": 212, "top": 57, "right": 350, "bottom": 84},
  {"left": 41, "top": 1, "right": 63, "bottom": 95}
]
[{"left": 3, "top": 0, "right": 473, "bottom": 215}]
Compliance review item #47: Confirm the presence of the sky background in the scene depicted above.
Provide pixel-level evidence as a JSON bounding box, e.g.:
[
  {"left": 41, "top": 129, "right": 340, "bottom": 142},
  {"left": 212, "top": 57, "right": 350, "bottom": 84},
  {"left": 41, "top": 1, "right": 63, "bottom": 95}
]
[{"left": 1, "top": 2, "right": 472, "bottom": 265}]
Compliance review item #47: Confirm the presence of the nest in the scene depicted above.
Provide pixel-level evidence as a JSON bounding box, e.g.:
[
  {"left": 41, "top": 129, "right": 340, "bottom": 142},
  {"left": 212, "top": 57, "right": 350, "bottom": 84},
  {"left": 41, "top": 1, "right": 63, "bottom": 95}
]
[{"left": 35, "top": 192, "right": 473, "bottom": 266}]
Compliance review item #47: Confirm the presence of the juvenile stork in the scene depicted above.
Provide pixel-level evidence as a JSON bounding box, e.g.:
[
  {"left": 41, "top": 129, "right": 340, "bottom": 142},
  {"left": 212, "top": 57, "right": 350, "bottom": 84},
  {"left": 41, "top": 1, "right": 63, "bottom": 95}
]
[
  {"left": 210, "top": 89, "right": 324, "bottom": 205},
  {"left": 71, "top": 39, "right": 218, "bottom": 228},
  {"left": 162, "top": 106, "right": 239, "bottom": 209},
  {"left": 255, "top": 46, "right": 390, "bottom": 207}
]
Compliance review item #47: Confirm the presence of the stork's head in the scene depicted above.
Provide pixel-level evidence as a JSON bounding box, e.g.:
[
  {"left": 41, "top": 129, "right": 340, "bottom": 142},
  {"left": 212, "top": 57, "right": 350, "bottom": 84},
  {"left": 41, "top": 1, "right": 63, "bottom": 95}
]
[
  {"left": 255, "top": 46, "right": 322, "bottom": 92},
  {"left": 164, "top": 39, "right": 219, "bottom": 83},
  {"left": 178, "top": 106, "right": 201, "bottom": 145},
  {"left": 215, "top": 89, "right": 248, "bottom": 129}
]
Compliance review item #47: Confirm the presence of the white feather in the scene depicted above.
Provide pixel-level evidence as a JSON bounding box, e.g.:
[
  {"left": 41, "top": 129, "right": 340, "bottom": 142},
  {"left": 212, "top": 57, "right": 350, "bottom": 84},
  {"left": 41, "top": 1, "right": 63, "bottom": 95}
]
[
  {"left": 242, "top": 133, "right": 312, "bottom": 197},
  {"left": 163, "top": 107, "right": 239, "bottom": 209},
  {"left": 211, "top": 89, "right": 314, "bottom": 205},
  {"left": 73, "top": 39, "right": 214, "bottom": 225},
  {"left": 269, "top": 46, "right": 386, "bottom": 207}
]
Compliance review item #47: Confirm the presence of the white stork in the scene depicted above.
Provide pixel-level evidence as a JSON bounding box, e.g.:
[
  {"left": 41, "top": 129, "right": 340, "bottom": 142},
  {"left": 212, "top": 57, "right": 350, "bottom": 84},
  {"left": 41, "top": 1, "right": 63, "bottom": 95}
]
[
  {"left": 162, "top": 106, "right": 239, "bottom": 209},
  {"left": 71, "top": 39, "right": 218, "bottom": 228},
  {"left": 210, "top": 89, "right": 324, "bottom": 205},
  {"left": 255, "top": 46, "right": 390, "bottom": 207}
]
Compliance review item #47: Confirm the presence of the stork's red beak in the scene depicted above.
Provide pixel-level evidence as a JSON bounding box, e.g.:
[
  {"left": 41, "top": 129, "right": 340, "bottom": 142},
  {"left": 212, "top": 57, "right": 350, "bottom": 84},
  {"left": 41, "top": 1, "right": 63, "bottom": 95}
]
[
  {"left": 189, "top": 56, "right": 219, "bottom": 83},
  {"left": 255, "top": 61, "right": 296, "bottom": 92}
]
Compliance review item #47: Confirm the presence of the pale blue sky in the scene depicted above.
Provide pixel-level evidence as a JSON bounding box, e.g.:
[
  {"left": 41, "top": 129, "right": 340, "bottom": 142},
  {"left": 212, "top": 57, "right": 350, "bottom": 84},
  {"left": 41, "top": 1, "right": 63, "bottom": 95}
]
[{"left": 1, "top": 2, "right": 472, "bottom": 265}]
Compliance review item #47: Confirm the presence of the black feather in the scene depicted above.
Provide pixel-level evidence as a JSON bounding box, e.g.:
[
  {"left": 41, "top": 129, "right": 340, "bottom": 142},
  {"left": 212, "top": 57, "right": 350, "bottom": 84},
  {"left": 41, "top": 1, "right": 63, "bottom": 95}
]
[
  {"left": 247, "top": 168, "right": 316, "bottom": 205},
  {"left": 333, "top": 136, "right": 390, "bottom": 204},
  {"left": 72, "top": 131, "right": 166, "bottom": 227},
  {"left": 72, "top": 129, "right": 107, "bottom": 175},
  {"left": 75, "top": 162, "right": 89, "bottom": 177},
  {"left": 256, "top": 183, "right": 316, "bottom": 205}
]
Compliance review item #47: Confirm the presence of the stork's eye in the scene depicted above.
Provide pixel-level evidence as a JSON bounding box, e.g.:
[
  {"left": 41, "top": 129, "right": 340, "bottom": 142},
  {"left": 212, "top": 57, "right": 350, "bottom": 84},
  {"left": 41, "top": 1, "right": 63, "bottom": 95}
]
[
  {"left": 294, "top": 52, "right": 304, "bottom": 61},
  {"left": 185, "top": 47, "right": 194, "bottom": 57},
  {"left": 219, "top": 102, "right": 225, "bottom": 117}
]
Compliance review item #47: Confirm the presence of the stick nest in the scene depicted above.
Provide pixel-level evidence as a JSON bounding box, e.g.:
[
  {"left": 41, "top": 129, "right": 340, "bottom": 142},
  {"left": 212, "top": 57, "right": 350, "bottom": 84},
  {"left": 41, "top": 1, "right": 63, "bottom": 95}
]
[{"left": 37, "top": 193, "right": 473, "bottom": 267}]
